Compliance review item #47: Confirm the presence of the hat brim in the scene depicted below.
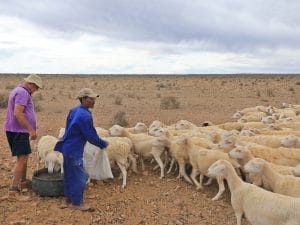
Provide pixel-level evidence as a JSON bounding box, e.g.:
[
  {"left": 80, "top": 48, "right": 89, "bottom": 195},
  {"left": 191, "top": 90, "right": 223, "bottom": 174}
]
[
  {"left": 77, "top": 94, "right": 99, "bottom": 99},
  {"left": 24, "top": 78, "right": 43, "bottom": 89}
]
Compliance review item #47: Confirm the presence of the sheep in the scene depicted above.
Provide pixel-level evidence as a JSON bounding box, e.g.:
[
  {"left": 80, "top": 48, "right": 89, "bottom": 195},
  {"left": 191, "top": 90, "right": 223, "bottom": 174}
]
[
  {"left": 244, "top": 158, "right": 300, "bottom": 197},
  {"left": 237, "top": 111, "right": 267, "bottom": 123},
  {"left": 95, "top": 127, "right": 110, "bottom": 137},
  {"left": 207, "top": 159, "right": 300, "bottom": 225},
  {"left": 261, "top": 115, "right": 276, "bottom": 124},
  {"left": 175, "top": 120, "right": 197, "bottom": 130},
  {"left": 230, "top": 144, "right": 300, "bottom": 167},
  {"left": 83, "top": 137, "right": 137, "bottom": 188},
  {"left": 109, "top": 124, "right": 168, "bottom": 179},
  {"left": 126, "top": 122, "right": 148, "bottom": 134},
  {"left": 37, "top": 135, "right": 63, "bottom": 174},
  {"left": 281, "top": 135, "right": 300, "bottom": 148},
  {"left": 176, "top": 136, "right": 240, "bottom": 201},
  {"left": 216, "top": 122, "right": 243, "bottom": 131},
  {"left": 238, "top": 134, "right": 288, "bottom": 148},
  {"left": 229, "top": 146, "right": 296, "bottom": 187},
  {"left": 294, "top": 164, "right": 300, "bottom": 177},
  {"left": 148, "top": 120, "right": 165, "bottom": 131}
]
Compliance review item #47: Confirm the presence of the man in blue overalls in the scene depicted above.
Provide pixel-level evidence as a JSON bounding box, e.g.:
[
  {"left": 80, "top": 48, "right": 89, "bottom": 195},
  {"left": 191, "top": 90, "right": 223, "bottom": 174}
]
[{"left": 55, "top": 88, "right": 108, "bottom": 211}]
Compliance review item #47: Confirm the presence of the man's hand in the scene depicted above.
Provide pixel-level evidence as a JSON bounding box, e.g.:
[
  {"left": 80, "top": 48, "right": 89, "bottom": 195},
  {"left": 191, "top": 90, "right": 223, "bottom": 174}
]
[{"left": 29, "top": 130, "right": 37, "bottom": 140}]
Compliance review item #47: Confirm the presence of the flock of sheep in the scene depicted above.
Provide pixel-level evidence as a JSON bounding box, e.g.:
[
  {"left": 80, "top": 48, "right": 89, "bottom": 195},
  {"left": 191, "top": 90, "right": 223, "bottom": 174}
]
[{"left": 36, "top": 103, "right": 300, "bottom": 225}]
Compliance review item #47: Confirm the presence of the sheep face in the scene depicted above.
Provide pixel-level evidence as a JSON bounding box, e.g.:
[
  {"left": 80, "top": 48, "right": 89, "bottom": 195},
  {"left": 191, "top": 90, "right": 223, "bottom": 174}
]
[
  {"left": 175, "top": 120, "right": 194, "bottom": 130},
  {"left": 149, "top": 120, "right": 163, "bottom": 131},
  {"left": 134, "top": 122, "right": 147, "bottom": 133},
  {"left": 281, "top": 135, "right": 298, "bottom": 148},
  {"left": 261, "top": 116, "right": 273, "bottom": 124},
  {"left": 218, "top": 136, "right": 236, "bottom": 151},
  {"left": 207, "top": 160, "right": 227, "bottom": 178},
  {"left": 244, "top": 158, "right": 266, "bottom": 174},
  {"left": 232, "top": 112, "right": 242, "bottom": 119},
  {"left": 149, "top": 127, "right": 169, "bottom": 137},
  {"left": 229, "top": 146, "right": 247, "bottom": 159},
  {"left": 109, "top": 125, "right": 124, "bottom": 136}
]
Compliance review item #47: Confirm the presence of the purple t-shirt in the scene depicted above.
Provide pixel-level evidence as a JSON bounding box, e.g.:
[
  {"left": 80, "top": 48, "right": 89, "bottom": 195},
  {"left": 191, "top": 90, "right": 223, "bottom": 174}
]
[{"left": 4, "top": 84, "right": 36, "bottom": 133}]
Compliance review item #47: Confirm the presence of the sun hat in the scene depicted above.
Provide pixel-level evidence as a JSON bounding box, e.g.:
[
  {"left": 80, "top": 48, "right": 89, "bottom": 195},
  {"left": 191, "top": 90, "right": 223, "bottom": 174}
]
[
  {"left": 77, "top": 88, "right": 99, "bottom": 99},
  {"left": 24, "top": 74, "right": 43, "bottom": 89}
]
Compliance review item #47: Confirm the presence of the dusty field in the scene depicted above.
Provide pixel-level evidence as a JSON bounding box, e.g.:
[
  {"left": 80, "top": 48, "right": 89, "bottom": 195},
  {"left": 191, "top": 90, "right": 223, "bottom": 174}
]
[{"left": 0, "top": 74, "right": 300, "bottom": 225}]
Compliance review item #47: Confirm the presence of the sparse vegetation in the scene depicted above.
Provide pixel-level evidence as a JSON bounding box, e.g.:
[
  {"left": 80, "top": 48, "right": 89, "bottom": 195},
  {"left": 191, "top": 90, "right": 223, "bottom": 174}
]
[
  {"left": 112, "top": 111, "right": 128, "bottom": 126},
  {"left": 160, "top": 96, "right": 180, "bottom": 110},
  {"left": 266, "top": 89, "right": 275, "bottom": 97},
  {"left": 114, "top": 96, "right": 123, "bottom": 105},
  {"left": 0, "top": 93, "right": 8, "bottom": 108},
  {"left": 289, "top": 87, "right": 295, "bottom": 92}
]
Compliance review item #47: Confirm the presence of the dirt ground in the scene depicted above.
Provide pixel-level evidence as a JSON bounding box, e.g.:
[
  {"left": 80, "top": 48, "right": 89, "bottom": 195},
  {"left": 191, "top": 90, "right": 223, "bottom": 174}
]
[{"left": 0, "top": 74, "right": 299, "bottom": 225}]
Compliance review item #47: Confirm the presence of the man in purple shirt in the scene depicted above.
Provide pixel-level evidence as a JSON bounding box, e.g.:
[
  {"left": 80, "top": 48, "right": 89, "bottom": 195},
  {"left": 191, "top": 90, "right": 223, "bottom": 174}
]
[{"left": 4, "top": 74, "right": 43, "bottom": 195}]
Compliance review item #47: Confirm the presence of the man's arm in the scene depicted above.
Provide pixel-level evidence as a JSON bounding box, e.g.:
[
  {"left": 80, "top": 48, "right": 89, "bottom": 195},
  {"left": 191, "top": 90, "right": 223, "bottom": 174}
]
[{"left": 14, "top": 104, "right": 37, "bottom": 140}]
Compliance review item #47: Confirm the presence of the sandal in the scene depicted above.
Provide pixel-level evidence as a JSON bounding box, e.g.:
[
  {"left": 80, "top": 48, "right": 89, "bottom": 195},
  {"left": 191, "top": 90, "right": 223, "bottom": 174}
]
[{"left": 20, "top": 179, "right": 32, "bottom": 189}]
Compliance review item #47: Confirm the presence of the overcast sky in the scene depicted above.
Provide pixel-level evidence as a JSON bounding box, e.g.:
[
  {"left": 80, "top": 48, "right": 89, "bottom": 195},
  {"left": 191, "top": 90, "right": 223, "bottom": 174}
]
[{"left": 1, "top": 0, "right": 300, "bottom": 74}]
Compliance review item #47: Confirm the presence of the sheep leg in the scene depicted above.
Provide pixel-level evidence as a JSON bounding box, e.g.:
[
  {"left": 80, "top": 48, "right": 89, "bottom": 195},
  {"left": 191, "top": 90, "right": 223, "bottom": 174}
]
[
  {"left": 190, "top": 168, "right": 202, "bottom": 190},
  {"left": 152, "top": 153, "right": 164, "bottom": 179},
  {"left": 117, "top": 162, "right": 127, "bottom": 189},
  {"left": 235, "top": 212, "right": 242, "bottom": 225},
  {"left": 140, "top": 157, "right": 145, "bottom": 171},
  {"left": 36, "top": 151, "right": 40, "bottom": 171},
  {"left": 199, "top": 174, "right": 204, "bottom": 188},
  {"left": 167, "top": 158, "right": 175, "bottom": 174},
  {"left": 204, "top": 177, "right": 213, "bottom": 186},
  {"left": 153, "top": 164, "right": 160, "bottom": 171},
  {"left": 128, "top": 153, "right": 137, "bottom": 173},
  {"left": 178, "top": 163, "right": 193, "bottom": 184},
  {"left": 211, "top": 175, "right": 225, "bottom": 201}
]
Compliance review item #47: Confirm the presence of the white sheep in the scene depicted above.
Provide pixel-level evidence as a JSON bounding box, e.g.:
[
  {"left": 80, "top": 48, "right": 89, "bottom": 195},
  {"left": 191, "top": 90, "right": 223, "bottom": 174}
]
[
  {"left": 237, "top": 111, "right": 267, "bottom": 123},
  {"left": 126, "top": 122, "right": 148, "bottom": 134},
  {"left": 231, "top": 143, "right": 300, "bottom": 167},
  {"left": 175, "top": 120, "right": 197, "bottom": 130},
  {"left": 207, "top": 159, "right": 300, "bottom": 225},
  {"left": 109, "top": 124, "right": 168, "bottom": 179},
  {"left": 84, "top": 137, "right": 136, "bottom": 188},
  {"left": 244, "top": 158, "right": 300, "bottom": 197},
  {"left": 293, "top": 164, "right": 300, "bottom": 177},
  {"left": 37, "top": 135, "right": 63, "bottom": 174},
  {"left": 176, "top": 136, "right": 240, "bottom": 201},
  {"left": 281, "top": 135, "right": 300, "bottom": 148}
]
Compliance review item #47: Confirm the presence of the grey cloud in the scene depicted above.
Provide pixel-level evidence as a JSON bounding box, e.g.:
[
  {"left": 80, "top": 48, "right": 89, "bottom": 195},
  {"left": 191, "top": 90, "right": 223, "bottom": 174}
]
[{"left": 1, "top": 0, "right": 300, "bottom": 53}]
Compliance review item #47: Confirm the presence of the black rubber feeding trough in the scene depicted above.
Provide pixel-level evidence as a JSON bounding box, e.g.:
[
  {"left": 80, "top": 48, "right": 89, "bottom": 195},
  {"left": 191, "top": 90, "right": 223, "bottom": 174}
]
[{"left": 32, "top": 168, "right": 64, "bottom": 197}]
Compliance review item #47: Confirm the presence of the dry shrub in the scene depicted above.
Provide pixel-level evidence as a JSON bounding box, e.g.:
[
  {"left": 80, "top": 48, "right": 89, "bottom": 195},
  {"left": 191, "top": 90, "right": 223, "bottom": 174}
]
[
  {"left": 0, "top": 93, "right": 8, "bottom": 108},
  {"left": 266, "top": 89, "right": 275, "bottom": 97},
  {"left": 160, "top": 96, "right": 180, "bottom": 110},
  {"left": 33, "top": 93, "right": 43, "bottom": 101},
  {"left": 289, "top": 87, "right": 295, "bottom": 92},
  {"left": 256, "top": 90, "right": 261, "bottom": 97},
  {"left": 114, "top": 96, "right": 123, "bottom": 105},
  {"left": 295, "top": 81, "right": 300, "bottom": 85},
  {"left": 5, "top": 84, "right": 15, "bottom": 90},
  {"left": 113, "top": 111, "right": 128, "bottom": 126}
]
